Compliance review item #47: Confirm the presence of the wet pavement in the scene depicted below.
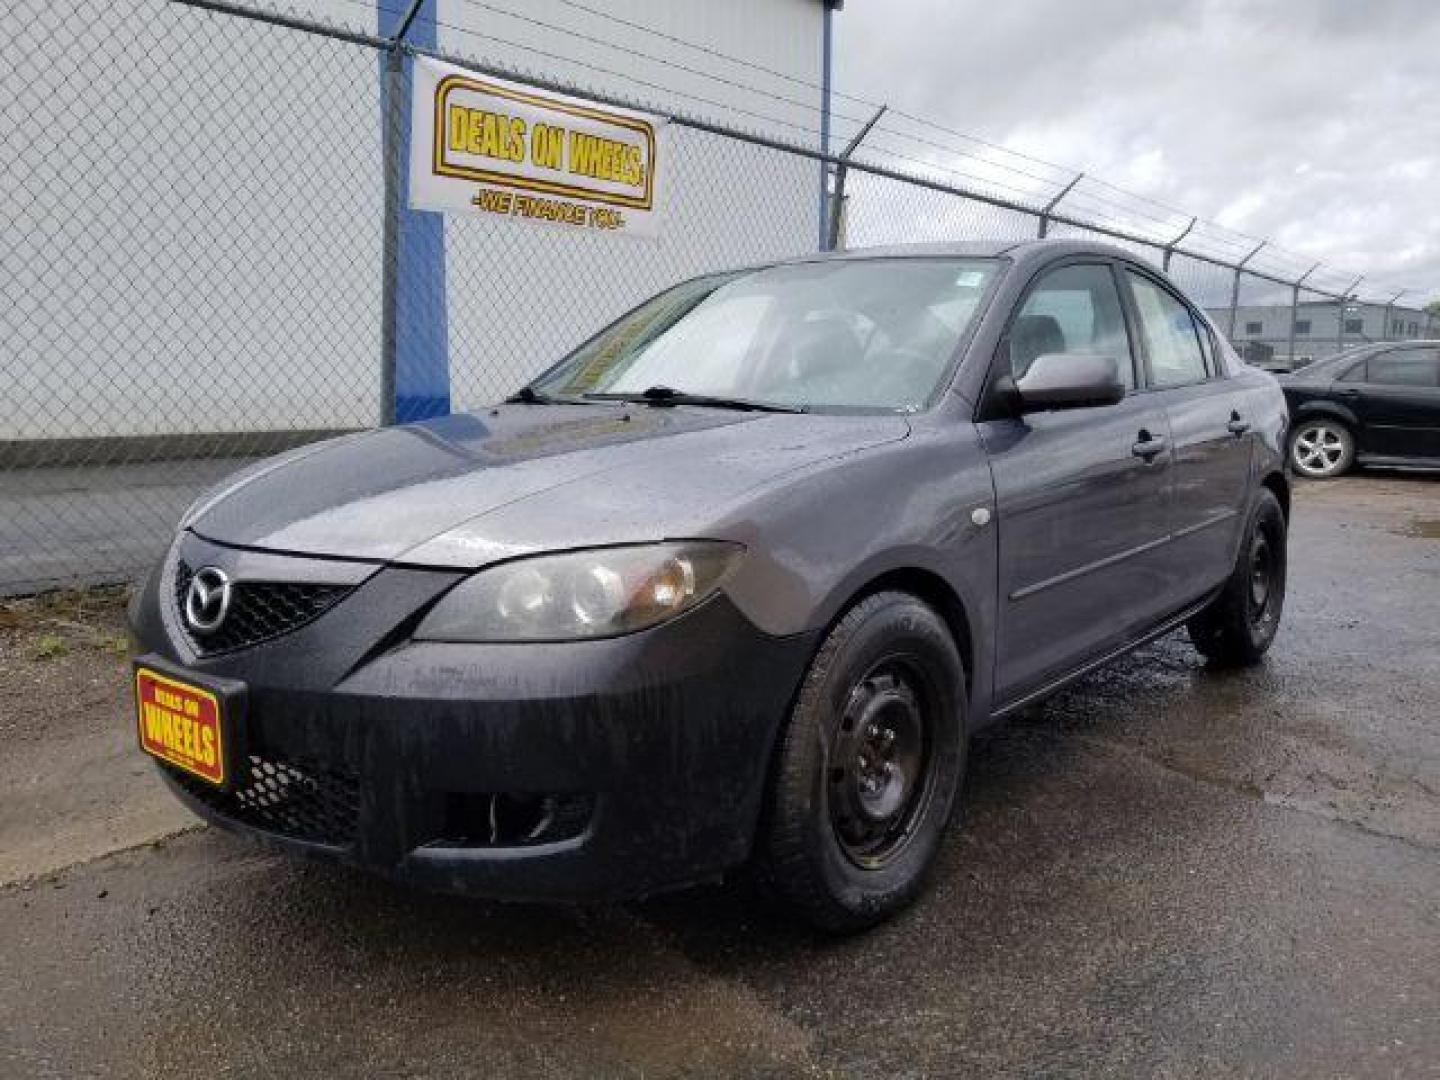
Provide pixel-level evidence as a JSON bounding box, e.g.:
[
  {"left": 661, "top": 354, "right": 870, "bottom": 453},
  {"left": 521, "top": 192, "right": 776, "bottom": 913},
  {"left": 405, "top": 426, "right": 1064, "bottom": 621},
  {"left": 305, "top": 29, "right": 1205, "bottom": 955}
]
[{"left": 3, "top": 474, "right": 1438, "bottom": 1078}]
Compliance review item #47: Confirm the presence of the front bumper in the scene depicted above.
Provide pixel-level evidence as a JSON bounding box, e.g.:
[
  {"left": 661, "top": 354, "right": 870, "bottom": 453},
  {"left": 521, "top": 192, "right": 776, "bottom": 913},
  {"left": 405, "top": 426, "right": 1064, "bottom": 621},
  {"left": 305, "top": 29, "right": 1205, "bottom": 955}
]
[{"left": 132, "top": 534, "right": 817, "bottom": 901}]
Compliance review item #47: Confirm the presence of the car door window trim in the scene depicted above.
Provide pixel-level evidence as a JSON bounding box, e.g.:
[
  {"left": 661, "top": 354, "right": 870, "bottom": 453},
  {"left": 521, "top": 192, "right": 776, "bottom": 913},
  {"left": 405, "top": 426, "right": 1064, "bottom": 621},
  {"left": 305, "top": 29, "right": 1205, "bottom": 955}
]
[{"left": 1119, "top": 266, "right": 1215, "bottom": 391}]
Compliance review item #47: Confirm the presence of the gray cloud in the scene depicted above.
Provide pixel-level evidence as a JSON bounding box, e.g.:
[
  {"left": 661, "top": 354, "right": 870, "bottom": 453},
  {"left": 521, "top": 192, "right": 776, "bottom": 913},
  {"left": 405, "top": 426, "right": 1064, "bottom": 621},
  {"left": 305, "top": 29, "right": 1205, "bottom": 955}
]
[{"left": 836, "top": 0, "right": 1440, "bottom": 303}]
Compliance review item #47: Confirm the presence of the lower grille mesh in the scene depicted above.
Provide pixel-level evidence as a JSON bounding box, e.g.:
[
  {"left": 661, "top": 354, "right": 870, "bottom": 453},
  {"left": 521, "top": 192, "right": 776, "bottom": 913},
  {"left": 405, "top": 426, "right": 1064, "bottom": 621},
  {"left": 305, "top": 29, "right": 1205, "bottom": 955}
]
[{"left": 169, "top": 752, "right": 361, "bottom": 847}]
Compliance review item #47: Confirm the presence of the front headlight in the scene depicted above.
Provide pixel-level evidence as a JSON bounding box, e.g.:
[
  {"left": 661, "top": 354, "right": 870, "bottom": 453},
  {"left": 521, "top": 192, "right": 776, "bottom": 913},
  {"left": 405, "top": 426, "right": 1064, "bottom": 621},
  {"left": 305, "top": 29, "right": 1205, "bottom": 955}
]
[{"left": 413, "top": 541, "right": 744, "bottom": 642}]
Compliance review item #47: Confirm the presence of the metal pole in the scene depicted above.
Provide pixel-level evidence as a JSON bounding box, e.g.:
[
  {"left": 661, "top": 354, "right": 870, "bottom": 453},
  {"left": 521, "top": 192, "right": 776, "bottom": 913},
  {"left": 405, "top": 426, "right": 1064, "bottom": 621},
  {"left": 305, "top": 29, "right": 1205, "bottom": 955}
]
[
  {"left": 1382, "top": 290, "right": 1406, "bottom": 342},
  {"left": 1337, "top": 275, "right": 1363, "bottom": 356},
  {"left": 1227, "top": 241, "right": 1266, "bottom": 341},
  {"left": 377, "top": 0, "right": 448, "bottom": 426},
  {"left": 379, "top": 43, "right": 405, "bottom": 426},
  {"left": 1162, "top": 217, "right": 1197, "bottom": 272},
  {"left": 816, "top": 1, "right": 834, "bottom": 251},
  {"left": 826, "top": 105, "right": 885, "bottom": 252},
  {"left": 1037, "top": 172, "right": 1083, "bottom": 239},
  {"left": 1289, "top": 262, "right": 1320, "bottom": 370}
]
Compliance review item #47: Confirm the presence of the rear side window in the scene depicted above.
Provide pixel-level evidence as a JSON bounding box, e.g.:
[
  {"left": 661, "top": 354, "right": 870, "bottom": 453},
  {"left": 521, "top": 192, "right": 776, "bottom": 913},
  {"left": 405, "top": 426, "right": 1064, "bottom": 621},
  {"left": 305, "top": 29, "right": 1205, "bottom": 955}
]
[
  {"left": 1008, "top": 264, "right": 1134, "bottom": 389},
  {"left": 1126, "top": 272, "right": 1209, "bottom": 388},
  {"left": 1367, "top": 348, "right": 1439, "bottom": 387}
]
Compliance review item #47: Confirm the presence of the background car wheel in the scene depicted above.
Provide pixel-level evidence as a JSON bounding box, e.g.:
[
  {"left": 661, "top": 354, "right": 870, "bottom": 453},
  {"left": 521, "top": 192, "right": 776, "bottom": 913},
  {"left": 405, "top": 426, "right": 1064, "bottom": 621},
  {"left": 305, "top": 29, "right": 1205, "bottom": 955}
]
[
  {"left": 1187, "top": 488, "right": 1287, "bottom": 666},
  {"left": 757, "top": 591, "right": 965, "bottom": 933},
  {"left": 1289, "top": 418, "right": 1354, "bottom": 479}
]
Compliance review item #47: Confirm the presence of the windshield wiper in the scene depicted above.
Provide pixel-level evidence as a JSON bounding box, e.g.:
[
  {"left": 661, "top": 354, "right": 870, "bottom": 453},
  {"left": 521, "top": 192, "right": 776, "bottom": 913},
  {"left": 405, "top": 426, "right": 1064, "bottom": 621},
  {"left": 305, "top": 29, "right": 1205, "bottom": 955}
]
[{"left": 584, "top": 385, "right": 806, "bottom": 414}]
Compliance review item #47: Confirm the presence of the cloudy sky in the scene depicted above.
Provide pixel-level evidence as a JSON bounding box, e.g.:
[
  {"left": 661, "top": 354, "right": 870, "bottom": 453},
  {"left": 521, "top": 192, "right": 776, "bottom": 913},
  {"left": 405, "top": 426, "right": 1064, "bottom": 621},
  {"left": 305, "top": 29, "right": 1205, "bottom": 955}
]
[{"left": 835, "top": 0, "right": 1440, "bottom": 303}]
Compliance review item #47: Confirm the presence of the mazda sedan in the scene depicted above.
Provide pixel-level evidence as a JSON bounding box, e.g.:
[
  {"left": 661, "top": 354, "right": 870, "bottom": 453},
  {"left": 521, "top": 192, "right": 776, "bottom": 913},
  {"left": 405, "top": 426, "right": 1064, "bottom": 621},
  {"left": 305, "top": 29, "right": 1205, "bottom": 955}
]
[{"left": 131, "top": 239, "right": 1290, "bottom": 931}]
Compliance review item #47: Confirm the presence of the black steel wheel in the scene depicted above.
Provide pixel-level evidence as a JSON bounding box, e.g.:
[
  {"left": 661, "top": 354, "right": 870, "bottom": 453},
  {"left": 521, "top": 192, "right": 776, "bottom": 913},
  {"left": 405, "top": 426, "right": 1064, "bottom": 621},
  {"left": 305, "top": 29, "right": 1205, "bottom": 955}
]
[
  {"left": 1188, "top": 487, "right": 1288, "bottom": 666},
  {"left": 827, "top": 659, "right": 938, "bottom": 870},
  {"left": 757, "top": 591, "right": 966, "bottom": 933}
]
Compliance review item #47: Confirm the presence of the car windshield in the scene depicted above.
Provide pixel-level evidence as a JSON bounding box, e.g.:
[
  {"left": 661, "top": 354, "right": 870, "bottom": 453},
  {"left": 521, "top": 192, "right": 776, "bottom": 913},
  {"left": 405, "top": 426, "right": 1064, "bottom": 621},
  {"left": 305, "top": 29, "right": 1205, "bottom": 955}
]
[{"left": 532, "top": 258, "right": 999, "bottom": 412}]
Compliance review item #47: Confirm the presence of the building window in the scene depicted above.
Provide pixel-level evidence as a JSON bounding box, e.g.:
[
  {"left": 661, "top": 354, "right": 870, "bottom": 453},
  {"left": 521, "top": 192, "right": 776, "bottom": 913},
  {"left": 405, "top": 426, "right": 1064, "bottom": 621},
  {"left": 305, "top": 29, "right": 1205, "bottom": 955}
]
[
  {"left": 1393, "top": 318, "right": 1404, "bottom": 335},
  {"left": 1245, "top": 321, "right": 1262, "bottom": 334},
  {"left": 1344, "top": 318, "right": 1363, "bottom": 334},
  {"left": 1294, "top": 319, "right": 1311, "bottom": 336},
  {"left": 1408, "top": 322, "right": 1419, "bottom": 337}
]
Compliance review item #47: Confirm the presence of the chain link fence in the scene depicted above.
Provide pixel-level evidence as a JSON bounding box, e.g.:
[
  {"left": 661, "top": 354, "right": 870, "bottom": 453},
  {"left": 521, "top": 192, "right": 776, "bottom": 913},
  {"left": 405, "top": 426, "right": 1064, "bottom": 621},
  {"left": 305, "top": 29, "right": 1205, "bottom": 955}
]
[{"left": 2, "top": 0, "right": 1433, "bottom": 593}]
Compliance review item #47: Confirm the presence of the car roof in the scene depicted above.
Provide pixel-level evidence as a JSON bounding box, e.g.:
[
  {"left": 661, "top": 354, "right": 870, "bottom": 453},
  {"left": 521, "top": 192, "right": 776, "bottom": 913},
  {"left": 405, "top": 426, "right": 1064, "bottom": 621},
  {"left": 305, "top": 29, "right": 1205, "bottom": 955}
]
[{"left": 780, "top": 238, "right": 1158, "bottom": 272}]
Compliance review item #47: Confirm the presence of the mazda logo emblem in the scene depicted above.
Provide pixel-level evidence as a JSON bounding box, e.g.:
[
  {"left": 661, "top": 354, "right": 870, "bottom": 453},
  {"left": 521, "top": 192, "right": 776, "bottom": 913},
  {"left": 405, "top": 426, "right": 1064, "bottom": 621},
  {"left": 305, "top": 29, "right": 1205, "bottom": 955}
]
[{"left": 185, "top": 566, "right": 232, "bottom": 634}]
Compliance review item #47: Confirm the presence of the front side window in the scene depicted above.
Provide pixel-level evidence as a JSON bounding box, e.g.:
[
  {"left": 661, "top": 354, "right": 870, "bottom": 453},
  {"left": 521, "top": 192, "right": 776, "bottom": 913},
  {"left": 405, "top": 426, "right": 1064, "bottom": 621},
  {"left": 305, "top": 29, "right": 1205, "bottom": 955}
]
[
  {"left": 1245, "top": 321, "right": 1262, "bottom": 334},
  {"left": 1344, "top": 318, "right": 1363, "bottom": 334},
  {"left": 1295, "top": 319, "right": 1312, "bottom": 336},
  {"left": 1126, "top": 272, "right": 1209, "bottom": 388},
  {"left": 535, "top": 258, "right": 999, "bottom": 412},
  {"left": 1367, "top": 348, "right": 1440, "bottom": 387},
  {"left": 1007, "top": 264, "right": 1134, "bottom": 389}
]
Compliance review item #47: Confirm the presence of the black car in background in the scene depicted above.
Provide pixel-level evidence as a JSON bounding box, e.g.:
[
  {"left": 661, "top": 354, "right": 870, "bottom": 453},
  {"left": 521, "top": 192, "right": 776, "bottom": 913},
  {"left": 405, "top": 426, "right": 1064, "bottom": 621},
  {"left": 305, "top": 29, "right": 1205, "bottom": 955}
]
[{"left": 1281, "top": 342, "right": 1440, "bottom": 478}]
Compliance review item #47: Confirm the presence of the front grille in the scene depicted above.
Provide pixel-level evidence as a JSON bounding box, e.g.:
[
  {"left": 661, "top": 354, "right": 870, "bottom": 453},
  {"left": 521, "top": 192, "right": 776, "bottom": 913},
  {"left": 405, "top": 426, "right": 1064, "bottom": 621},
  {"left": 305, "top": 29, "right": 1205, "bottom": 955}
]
[
  {"left": 174, "top": 560, "right": 353, "bottom": 655},
  {"left": 169, "top": 752, "right": 361, "bottom": 848}
]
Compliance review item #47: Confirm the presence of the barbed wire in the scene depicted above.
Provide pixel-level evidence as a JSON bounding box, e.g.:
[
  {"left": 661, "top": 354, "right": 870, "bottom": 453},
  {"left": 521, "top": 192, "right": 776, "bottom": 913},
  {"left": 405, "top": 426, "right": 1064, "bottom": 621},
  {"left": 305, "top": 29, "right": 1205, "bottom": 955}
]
[{"left": 185, "top": 0, "right": 1430, "bottom": 298}]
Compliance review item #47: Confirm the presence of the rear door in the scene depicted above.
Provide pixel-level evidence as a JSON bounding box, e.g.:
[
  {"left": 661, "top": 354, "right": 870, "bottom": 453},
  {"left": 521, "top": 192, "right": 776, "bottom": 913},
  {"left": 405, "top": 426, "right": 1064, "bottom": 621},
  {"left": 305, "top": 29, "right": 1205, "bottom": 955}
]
[
  {"left": 979, "top": 260, "right": 1174, "bottom": 705},
  {"left": 1349, "top": 347, "right": 1440, "bottom": 460},
  {"left": 1121, "top": 268, "right": 1253, "bottom": 596}
]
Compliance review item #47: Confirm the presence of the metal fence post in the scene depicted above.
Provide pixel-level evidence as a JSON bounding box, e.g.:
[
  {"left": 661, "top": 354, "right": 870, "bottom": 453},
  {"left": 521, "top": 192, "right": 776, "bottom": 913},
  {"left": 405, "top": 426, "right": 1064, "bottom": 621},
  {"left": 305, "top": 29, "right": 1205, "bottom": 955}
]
[
  {"left": 1037, "top": 172, "right": 1082, "bottom": 239},
  {"left": 1382, "top": 290, "right": 1406, "bottom": 342},
  {"left": 1226, "top": 241, "right": 1265, "bottom": 340},
  {"left": 1289, "top": 262, "right": 1320, "bottom": 367},
  {"left": 1162, "top": 217, "right": 1196, "bottom": 272},
  {"left": 1337, "top": 276, "right": 1363, "bottom": 355},
  {"left": 825, "top": 106, "right": 885, "bottom": 252},
  {"left": 816, "top": 0, "right": 834, "bottom": 250},
  {"left": 378, "top": 0, "right": 448, "bottom": 426}
]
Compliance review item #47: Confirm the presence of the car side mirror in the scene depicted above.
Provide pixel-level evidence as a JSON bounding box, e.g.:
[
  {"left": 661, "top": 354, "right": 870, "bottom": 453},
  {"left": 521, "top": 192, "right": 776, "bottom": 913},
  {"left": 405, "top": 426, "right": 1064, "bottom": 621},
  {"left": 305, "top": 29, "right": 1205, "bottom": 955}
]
[{"left": 1010, "top": 353, "right": 1126, "bottom": 411}]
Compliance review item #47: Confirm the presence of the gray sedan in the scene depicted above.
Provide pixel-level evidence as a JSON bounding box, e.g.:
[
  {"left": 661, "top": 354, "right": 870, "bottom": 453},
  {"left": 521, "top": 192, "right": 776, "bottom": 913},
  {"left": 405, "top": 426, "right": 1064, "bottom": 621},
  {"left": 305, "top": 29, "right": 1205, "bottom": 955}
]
[{"left": 129, "top": 239, "right": 1290, "bottom": 931}]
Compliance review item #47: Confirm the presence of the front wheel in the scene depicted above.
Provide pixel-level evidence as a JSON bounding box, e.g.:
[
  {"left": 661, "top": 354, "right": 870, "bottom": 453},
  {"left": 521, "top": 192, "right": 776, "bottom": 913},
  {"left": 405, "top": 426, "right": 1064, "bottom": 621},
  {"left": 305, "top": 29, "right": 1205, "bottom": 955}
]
[
  {"left": 1289, "top": 418, "right": 1354, "bottom": 478},
  {"left": 756, "top": 592, "right": 966, "bottom": 933},
  {"left": 1187, "top": 488, "right": 1287, "bottom": 666}
]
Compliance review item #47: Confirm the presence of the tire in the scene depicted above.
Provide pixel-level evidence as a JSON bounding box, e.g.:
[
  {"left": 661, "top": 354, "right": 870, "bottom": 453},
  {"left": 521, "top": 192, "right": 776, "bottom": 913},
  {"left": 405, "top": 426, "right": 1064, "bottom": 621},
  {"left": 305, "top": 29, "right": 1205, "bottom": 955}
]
[
  {"left": 1288, "top": 417, "right": 1354, "bottom": 479},
  {"left": 1187, "top": 488, "right": 1287, "bottom": 666},
  {"left": 756, "top": 591, "right": 966, "bottom": 933}
]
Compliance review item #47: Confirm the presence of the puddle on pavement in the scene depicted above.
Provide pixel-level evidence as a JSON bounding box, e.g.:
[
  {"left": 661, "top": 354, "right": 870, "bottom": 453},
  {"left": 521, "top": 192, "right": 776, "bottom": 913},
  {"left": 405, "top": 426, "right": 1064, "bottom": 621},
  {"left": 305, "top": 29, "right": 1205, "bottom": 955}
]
[{"left": 1394, "top": 518, "right": 1440, "bottom": 539}]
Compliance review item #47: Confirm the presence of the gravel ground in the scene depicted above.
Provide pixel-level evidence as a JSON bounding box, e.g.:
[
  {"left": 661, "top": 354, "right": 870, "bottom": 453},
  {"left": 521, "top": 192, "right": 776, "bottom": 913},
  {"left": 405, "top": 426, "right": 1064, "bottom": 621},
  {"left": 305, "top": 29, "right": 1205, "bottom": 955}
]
[{"left": 1, "top": 474, "right": 1437, "bottom": 1078}]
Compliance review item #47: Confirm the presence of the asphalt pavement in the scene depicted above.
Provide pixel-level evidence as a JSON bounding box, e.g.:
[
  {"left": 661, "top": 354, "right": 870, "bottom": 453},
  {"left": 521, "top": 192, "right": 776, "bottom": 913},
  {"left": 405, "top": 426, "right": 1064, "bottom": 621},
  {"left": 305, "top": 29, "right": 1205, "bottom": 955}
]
[{"left": 2, "top": 474, "right": 1437, "bottom": 1078}]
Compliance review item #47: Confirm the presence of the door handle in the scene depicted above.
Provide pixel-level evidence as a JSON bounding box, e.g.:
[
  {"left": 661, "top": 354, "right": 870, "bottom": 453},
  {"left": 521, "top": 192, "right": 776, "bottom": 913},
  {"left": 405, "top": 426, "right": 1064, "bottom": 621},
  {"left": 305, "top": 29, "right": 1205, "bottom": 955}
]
[
  {"left": 1227, "top": 416, "right": 1250, "bottom": 436},
  {"left": 1131, "top": 432, "right": 1167, "bottom": 460}
]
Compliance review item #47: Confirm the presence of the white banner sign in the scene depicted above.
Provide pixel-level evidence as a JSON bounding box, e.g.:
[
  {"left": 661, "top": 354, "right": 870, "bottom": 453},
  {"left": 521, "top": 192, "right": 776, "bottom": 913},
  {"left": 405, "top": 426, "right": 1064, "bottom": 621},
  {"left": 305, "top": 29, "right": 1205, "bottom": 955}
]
[{"left": 409, "top": 57, "right": 668, "bottom": 239}]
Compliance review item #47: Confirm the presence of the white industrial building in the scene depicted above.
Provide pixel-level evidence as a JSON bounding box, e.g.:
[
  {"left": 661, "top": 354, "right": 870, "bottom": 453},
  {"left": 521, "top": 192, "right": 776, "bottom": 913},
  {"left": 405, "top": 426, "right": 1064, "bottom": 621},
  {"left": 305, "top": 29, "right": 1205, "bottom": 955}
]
[{"left": 1208, "top": 299, "right": 1439, "bottom": 369}]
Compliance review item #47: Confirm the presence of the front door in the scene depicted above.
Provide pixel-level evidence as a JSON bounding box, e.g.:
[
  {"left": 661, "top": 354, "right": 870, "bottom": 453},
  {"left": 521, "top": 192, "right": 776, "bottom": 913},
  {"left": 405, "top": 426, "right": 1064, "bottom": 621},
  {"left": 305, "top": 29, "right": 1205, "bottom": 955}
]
[
  {"left": 1352, "top": 346, "right": 1440, "bottom": 460},
  {"left": 979, "top": 262, "right": 1174, "bottom": 706}
]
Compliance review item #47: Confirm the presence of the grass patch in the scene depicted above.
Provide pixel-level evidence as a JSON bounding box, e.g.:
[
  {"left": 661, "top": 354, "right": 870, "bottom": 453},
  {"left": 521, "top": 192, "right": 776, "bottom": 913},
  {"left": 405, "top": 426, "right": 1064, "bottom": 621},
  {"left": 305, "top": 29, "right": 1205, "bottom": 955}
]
[{"left": 31, "top": 633, "right": 69, "bottom": 660}]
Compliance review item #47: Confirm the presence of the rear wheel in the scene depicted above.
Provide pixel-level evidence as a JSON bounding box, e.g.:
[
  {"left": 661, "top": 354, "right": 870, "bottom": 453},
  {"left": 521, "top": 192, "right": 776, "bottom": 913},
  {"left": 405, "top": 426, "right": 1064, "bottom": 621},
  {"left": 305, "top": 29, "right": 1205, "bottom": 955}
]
[
  {"left": 1187, "top": 488, "right": 1287, "bottom": 666},
  {"left": 757, "top": 592, "right": 965, "bottom": 933},
  {"left": 1289, "top": 418, "right": 1354, "bottom": 478}
]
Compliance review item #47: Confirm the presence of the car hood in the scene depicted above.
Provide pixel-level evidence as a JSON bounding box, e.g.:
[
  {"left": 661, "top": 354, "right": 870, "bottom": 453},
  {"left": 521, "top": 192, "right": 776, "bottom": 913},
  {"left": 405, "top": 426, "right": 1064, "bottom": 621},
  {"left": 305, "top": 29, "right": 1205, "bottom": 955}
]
[{"left": 188, "top": 404, "right": 910, "bottom": 566}]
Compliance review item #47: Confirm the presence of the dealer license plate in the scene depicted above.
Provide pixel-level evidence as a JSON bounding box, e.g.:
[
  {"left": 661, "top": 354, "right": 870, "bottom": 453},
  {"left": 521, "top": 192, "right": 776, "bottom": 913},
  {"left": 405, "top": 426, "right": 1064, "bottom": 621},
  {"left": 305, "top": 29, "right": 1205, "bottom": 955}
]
[{"left": 134, "top": 666, "right": 227, "bottom": 787}]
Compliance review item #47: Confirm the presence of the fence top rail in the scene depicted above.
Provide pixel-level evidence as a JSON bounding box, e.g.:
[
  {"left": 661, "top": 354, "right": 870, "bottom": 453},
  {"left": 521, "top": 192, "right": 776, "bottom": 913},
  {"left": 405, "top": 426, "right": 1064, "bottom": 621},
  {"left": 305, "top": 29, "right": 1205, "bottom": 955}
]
[{"left": 168, "top": 0, "right": 1408, "bottom": 303}]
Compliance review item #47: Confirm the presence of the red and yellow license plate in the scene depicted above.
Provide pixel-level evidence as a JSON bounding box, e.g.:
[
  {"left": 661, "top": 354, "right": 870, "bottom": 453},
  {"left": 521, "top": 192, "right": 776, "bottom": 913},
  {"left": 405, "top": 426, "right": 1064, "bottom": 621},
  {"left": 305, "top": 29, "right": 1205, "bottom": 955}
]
[{"left": 135, "top": 667, "right": 226, "bottom": 786}]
